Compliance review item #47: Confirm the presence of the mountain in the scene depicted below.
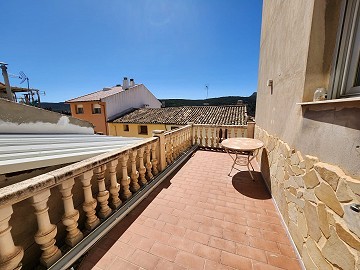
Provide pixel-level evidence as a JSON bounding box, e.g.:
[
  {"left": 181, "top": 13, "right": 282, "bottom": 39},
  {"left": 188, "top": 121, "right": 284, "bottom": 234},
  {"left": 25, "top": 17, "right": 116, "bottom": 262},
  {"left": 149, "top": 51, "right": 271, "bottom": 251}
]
[
  {"left": 160, "top": 92, "right": 257, "bottom": 116},
  {"left": 40, "top": 102, "right": 71, "bottom": 115},
  {"left": 40, "top": 92, "right": 257, "bottom": 116}
]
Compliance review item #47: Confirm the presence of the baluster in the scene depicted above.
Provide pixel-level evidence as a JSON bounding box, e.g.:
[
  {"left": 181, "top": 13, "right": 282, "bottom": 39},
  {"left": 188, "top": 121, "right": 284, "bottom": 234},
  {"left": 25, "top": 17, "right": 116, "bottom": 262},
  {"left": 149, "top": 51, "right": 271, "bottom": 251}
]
[
  {"left": 58, "top": 178, "right": 83, "bottom": 247},
  {"left": 94, "top": 165, "right": 111, "bottom": 218},
  {"left": 234, "top": 127, "right": 239, "bottom": 138},
  {"left": 0, "top": 206, "right": 23, "bottom": 270},
  {"left": 209, "top": 127, "right": 214, "bottom": 148},
  {"left": 145, "top": 144, "right": 153, "bottom": 180},
  {"left": 215, "top": 128, "right": 220, "bottom": 148},
  {"left": 80, "top": 171, "right": 100, "bottom": 230},
  {"left": 165, "top": 138, "right": 171, "bottom": 165},
  {"left": 204, "top": 127, "right": 209, "bottom": 147},
  {"left": 151, "top": 142, "right": 159, "bottom": 175},
  {"left": 138, "top": 147, "right": 147, "bottom": 185},
  {"left": 31, "top": 190, "right": 61, "bottom": 267},
  {"left": 194, "top": 126, "right": 198, "bottom": 144},
  {"left": 108, "top": 160, "right": 121, "bottom": 209},
  {"left": 170, "top": 135, "right": 175, "bottom": 162},
  {"left": 120, "top": 154, "right": 132, "bottom": 199},
  {"left": 130, "top": 151, "right": 140, "bottom": 192}
]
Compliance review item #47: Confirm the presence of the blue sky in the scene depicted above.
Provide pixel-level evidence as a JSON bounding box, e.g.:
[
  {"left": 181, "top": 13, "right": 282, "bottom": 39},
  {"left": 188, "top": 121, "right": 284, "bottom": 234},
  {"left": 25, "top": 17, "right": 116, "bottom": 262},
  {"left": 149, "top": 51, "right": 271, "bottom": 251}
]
[{"left": 1, "top": 0, "right": 262, "bottom": 102}]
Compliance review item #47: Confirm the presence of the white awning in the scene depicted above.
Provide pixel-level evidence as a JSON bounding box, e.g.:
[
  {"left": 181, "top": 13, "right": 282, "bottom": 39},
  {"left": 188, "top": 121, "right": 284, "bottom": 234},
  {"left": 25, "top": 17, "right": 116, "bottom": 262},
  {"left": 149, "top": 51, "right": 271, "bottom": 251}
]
[{"left": 0, "top": 134, "right": 145, "bottom": 174}]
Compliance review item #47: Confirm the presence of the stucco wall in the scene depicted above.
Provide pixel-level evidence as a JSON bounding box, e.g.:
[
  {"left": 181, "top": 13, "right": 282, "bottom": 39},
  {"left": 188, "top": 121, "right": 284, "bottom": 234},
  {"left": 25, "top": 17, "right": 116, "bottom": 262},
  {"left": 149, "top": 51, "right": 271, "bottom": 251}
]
[
  {"left": 0, "top": 98, "right": 94, "bottom": 134},
  {"left": 69, "top": 102, "right": 107, "bottom": 134},
  {"left": 256, "top": 0, "right": 359, "bottom": 178},
  {"left": 108, "top": 123, "right": 166, "bottom": 138},
  {"left": 103, "top": 84, "right": 162, "bottom": 120}
]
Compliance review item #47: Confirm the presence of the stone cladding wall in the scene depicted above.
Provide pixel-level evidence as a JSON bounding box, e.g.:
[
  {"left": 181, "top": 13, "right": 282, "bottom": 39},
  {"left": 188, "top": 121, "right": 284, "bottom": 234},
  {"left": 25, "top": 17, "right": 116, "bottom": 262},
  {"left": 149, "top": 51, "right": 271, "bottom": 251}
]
[{"left": 255, "top": 125, "right": 360, "bottom": 270}]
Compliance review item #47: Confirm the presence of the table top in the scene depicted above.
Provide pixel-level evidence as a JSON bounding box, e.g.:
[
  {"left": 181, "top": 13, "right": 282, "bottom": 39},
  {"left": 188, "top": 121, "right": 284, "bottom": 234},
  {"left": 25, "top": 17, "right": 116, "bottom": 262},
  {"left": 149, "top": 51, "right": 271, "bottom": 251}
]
[{"left": 221, "top": 138, "right": 264, "bottom": 151}]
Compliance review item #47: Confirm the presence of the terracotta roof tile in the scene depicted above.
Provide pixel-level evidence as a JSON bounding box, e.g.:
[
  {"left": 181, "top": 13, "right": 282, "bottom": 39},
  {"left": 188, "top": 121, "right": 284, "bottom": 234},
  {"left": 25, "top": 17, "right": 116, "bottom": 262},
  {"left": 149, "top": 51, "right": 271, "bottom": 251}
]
[
  {"left": 66, "top": 85, "right": 139, "bottom": 102},
  {"left": 112, "top": 105, "right": 247, "bottom": 125}
]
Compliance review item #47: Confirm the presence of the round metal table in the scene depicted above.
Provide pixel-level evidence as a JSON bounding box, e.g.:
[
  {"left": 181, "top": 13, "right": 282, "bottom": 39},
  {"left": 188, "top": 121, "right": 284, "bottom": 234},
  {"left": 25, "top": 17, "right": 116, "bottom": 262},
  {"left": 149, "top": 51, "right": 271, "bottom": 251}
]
[{"left": 221, "top": 138, "right": 264, "bottom": 180}]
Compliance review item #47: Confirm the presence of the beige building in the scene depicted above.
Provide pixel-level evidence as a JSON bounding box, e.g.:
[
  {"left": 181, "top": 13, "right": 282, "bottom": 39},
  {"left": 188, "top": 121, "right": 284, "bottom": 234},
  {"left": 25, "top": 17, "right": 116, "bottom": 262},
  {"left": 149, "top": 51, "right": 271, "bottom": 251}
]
[
  {"left": 109, "top": 105, "right": 251, "bottom": 138},
  {"left": 66, "top": 77, "right": 161, "bottom": 135},
  {"left": 255, "top": 0, "right": 360, "bottom": 269}
]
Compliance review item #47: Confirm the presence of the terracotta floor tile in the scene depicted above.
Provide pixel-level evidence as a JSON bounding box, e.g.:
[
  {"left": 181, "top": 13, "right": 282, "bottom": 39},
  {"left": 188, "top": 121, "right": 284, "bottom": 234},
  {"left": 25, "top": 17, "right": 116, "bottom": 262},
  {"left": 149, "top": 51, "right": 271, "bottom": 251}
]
[
  {"left": 168, "top": 235, "right": 195, "bottom": 252},
  {"left": 193, "top": 242, "right": 221, "bottom": 262},
  {"left": 108, "top": 241, "right": 136, "bottom": 260},
  {"left": 203, "top": 260, "right": 234, "bottom": 270},
  {"left": 208, "top": 236, "right": 236, "bottom": 254},
  {"left": 129, "top": 249, "right": 160, "bottom": 269},
  {"left": 80, "top": 151, "right": 300, "bottom": 270},
  {"left": 162, "top": 223, "right": 186, "bottom": 237},
  {"left": 266, "top": 252, "right": 302, "bottom": 270},
  {"left": 150, "top": 242, "right": 179, "bottom": 262},
  {"left": 128, "top": 233, "right": 155, "bottom": 252},
  {"left": 108, "top": 258, "right": 140, "bottom": 270},
  {"left": 236, "top": 243, "right": 267, "bottom": 263},
  {"left": 155, "top": 259, "right": 186, "bottom": 270},
  {"left": 175, "top": 251, "right": 206, "bottom": 270},
  {"left": 220, "top": 251, "right": 253, "bottom": 270},
  {"left": 184, "top": 229, "right": 210, "bottom": 245}
]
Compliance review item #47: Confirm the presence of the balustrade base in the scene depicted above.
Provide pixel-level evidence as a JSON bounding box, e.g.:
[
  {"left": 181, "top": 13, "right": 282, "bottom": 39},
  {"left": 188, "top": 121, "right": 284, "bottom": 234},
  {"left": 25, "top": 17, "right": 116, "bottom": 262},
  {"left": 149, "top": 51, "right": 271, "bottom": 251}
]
[{"left": 40, "top": 249, "right": 61, "bottom": 268}]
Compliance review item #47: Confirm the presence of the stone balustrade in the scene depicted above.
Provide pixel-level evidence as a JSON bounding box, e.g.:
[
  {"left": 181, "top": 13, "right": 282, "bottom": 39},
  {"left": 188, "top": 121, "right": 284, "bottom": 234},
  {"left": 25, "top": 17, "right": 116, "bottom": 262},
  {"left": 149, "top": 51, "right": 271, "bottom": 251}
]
[
  {"left": 0, "top": 137, "right": 166, "bottom": 269},
  {"left": 0, "top": 123, "right": 251, "bottom": 269},
  {"left": 193, "top": 124, "right": 249, "bottom": 148}
]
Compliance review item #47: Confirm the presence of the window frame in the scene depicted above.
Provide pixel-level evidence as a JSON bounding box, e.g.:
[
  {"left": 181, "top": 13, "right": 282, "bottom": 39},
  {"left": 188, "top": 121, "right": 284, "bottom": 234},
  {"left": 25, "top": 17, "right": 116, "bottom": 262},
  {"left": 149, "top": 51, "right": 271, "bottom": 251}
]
[
  {"left": 138, "top": 125, "right": 148, "bottom": 135},
  {"left": 92, "top": 104, "right": 102, "bottom": 114},
  {"left": 329, "top": 0, "right": 360, "bottom": 99},
  {"left": 123, "top": 124, "right": 129, "bottom": 132},
  {"left": 76, "top": 105, "right": 84, "bottom": 114}
]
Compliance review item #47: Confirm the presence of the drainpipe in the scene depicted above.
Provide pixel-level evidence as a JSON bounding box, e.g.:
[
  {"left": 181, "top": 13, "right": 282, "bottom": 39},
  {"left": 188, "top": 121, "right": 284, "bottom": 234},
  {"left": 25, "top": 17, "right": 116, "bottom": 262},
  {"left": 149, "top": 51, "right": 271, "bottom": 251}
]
[{"left": 0, "top": 62, "right": 14, "bottom": 101}]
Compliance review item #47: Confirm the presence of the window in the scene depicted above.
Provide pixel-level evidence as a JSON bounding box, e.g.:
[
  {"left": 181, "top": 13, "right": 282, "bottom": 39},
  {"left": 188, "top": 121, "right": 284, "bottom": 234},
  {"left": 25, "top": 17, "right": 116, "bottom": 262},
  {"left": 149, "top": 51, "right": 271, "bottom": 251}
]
[
  {"left": 76, "top": 105, "right": 84, "bottom": 114},
  {"left": 92, "top": 104, "right": 101, "bottom": 114},
  {"left": 329, "top": 0, "right": 360, "bottom": 98},
  {"left": 123, "top": 124, "right": 129, "bottom": 131},
  {"left": 138, "top": 125, "right": 148, "bottom": 135}
]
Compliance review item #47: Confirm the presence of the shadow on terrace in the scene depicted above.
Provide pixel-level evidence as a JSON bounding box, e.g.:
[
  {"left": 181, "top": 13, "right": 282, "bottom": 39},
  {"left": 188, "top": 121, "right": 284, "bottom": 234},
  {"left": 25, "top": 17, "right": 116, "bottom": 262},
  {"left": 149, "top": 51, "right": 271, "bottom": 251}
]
[{"left": 0, "top": 124, "right": 301, "bottom": 270}]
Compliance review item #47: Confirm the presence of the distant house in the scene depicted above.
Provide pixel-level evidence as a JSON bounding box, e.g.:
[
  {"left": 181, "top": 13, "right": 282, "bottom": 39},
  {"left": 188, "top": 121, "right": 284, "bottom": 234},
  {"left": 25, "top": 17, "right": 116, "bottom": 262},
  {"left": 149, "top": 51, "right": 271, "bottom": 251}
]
[
  {"left": 66, "top": 77, "right": 162, "bottom": 134},
  {"left": 109, "top": 105, "right": 249, "bottom": 137}
]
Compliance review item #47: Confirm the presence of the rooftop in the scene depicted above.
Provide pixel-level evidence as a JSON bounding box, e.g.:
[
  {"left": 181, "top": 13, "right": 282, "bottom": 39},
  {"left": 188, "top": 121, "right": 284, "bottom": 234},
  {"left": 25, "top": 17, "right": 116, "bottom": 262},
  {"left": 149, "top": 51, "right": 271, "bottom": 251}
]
[
  {"left": 79, "top": 151, "right": 301, "bottom": 270},
  {"left": 66, "top": 85, "right": 139, "bottom": 103},
  {"left": 112, "top": 105, "right": 247, "bottom": 125}
]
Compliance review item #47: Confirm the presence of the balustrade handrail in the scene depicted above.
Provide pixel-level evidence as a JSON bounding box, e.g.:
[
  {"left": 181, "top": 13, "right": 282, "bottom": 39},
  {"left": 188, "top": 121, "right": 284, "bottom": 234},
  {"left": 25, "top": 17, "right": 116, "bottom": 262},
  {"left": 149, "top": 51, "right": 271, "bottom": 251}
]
[
  {"left": 164, "top": 124, "right": 192, "bottom": 136},
  {"left": 0, "top": 137, "right": 158, "bottom": 206},
  {"left": 193, "top": 123, "right": 247, "bottom": 128}
]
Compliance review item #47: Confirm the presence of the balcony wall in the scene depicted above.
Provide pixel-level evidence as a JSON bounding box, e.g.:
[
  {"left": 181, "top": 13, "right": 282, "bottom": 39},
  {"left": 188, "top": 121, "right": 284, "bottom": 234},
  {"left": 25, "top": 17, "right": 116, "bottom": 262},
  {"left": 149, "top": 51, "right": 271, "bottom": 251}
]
[
  {"left": 255, "top": 125, "right": 360, "bottom": 270},
  {"left": 0, "top": 123, "right": 251, "bottom": 269}
]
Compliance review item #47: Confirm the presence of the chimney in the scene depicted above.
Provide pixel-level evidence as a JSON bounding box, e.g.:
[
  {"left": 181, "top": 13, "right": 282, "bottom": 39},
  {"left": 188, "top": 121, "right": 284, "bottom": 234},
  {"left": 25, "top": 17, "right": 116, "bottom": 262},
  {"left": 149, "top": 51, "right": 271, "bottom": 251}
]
[
  {"left": 129, "top": 78, "right": 135, "bottom": 87},
  {"left": 123, "top": 77, "right": 129, "bottom": 89}
]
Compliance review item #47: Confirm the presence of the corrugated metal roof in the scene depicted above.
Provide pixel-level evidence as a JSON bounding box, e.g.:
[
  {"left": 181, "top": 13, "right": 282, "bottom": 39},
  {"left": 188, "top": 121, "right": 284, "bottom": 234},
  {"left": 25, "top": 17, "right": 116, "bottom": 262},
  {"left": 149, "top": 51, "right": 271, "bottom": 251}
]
[
  {"left": 112, "top": 105, "right": 247, "bottom": 125},
  {"left": 0, "top": 134, "right": 145, "bottom": 174}
]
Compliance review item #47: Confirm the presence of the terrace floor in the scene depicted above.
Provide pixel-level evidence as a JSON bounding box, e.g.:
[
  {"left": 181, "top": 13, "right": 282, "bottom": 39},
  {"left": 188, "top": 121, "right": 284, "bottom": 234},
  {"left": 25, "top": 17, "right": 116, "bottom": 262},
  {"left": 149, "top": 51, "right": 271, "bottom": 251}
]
[{"left": 79, "top": 151, "right": 302, "bottom": 270}]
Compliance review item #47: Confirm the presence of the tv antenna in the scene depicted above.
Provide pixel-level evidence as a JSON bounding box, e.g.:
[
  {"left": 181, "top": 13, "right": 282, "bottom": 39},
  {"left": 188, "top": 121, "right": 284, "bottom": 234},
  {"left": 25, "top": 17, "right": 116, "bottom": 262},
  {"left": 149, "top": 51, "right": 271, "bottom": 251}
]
[
  {"left": 205, "top": 84, "right": 209, "bottom": 99},
  {"left": 10, "top": 71, "right": 29, "bottom": 90}
]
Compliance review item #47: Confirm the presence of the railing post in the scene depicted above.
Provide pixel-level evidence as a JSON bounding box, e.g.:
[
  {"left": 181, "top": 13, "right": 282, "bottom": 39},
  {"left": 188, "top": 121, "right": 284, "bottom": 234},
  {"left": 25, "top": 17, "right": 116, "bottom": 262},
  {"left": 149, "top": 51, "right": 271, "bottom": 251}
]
[
  {"left": 151, "top": 142, "right": 159, "bottom": 175},
  {"left": 129, "top": 151, "right": 140, "bottom": 192},
  {"left": 0, "top": 206, "right": 23, "bottom": 270},
  {"left": 108, "top": 160, "right": 122, "bottom": 209},
  {"left": 79, "top": 171, "right": 100, "bottom": 230},
  {"left": 120, "top": 154, "right": 132, "bottom": 200},
  {"left": 94, "top": 165, "right": 112, "bottom": 219},
  {"left": 247, "top": 121, "right": 255, "bottom": 138},
  {"left": 153, "top": 130, "right": 166, "bottom": 171},
  {"left": 58, "top": 178, "right": 83, "bottom": 247},
  {"left": 138, "top": 147, "right": 147, "bottom": 185},
  {"left": 31, "top": 190, "right": 61, "bottom": 267}
]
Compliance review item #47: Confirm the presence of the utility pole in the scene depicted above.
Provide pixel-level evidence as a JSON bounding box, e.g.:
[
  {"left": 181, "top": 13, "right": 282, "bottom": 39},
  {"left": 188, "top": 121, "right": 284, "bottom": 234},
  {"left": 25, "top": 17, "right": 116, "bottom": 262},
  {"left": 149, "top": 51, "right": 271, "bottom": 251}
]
[{"left": 0, "top": 62, "right": 13, "bottom": 101}]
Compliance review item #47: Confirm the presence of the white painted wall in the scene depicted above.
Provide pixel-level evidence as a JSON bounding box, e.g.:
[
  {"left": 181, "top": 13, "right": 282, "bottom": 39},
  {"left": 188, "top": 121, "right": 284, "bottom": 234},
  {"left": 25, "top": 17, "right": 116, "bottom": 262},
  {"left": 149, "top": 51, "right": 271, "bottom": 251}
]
[{"left": 103, "top": 84, "right": 161, "bottom": 120}]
